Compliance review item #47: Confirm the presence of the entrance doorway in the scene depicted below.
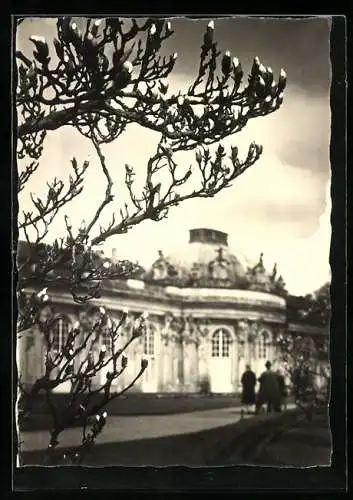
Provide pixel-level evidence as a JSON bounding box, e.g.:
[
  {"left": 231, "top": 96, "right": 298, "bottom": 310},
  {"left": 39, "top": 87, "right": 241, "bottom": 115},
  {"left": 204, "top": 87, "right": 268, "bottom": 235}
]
[
  {"left": 141, "top": 324, "right": 158, "bottom": 392},
  {"left": 209, "top": 328, "right": 233, "bottom": 393}
]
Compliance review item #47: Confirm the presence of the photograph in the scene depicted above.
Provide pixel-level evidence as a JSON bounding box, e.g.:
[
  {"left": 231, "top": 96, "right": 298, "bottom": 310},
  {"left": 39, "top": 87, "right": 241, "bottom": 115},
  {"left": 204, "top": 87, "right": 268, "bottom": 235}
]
[{"left": 15, "top": 16, "right": 332, "bottom": 470}]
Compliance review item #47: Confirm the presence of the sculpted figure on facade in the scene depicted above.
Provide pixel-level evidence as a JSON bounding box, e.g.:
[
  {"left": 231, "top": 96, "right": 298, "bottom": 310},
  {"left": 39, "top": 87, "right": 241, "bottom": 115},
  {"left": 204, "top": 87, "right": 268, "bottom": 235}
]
[
  {"left": 236, "top": 319, "right": 250, "bottom": 358},
  {"left": 151, "top": 250, "right": 169, "bottom": 280},
  {"left": 236, "top": 319, "right": 249, "bottom": 344},
  {"left": 208, "top": 247, "right": 230, "bottom": 282},
  {"left": 161, "top": 313, "right": 174, "bottom": 346},
  {"left": 189, "top": 262, "right": 203, "bottom": 286},
  {"left": 247, "top": 321, "right": 260, "bottom": 357},
  {"left": 158, "top": 314, "right": 178, "bottom": 390},
  {"left": 120, "top": 312, "right": 134, "bottom": 340},
  {"left": 198, "top": 336, "right": 208, "bottom": 380}
]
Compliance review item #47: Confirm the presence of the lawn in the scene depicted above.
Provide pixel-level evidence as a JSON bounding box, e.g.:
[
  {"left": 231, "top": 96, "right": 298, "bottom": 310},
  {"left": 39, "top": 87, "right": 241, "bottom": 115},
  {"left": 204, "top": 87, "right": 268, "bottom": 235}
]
[
  {"left": 20, "top": 406, "right": 331, "bottom": 467},
  {"left": 18, "top": 394, "right": 240, "bottom": 431}
]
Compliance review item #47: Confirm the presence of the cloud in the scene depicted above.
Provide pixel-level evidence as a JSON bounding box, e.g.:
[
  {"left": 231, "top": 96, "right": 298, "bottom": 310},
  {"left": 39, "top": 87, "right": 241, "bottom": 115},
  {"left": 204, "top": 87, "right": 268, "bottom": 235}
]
[{"left": 263, "top": 179, "right": 332, "bottom": 295}]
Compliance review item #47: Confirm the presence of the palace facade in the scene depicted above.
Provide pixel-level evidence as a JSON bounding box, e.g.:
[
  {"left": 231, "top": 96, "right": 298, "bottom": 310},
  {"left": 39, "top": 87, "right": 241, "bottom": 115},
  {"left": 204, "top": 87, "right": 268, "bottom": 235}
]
[{"left": 17, "top": 228, "right": 329, "bottom": 394}]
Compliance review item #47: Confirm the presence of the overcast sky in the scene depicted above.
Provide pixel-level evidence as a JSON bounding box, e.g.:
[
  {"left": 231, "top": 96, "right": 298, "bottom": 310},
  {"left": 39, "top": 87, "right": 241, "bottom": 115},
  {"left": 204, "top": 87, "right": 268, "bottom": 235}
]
[{"left": 16, "top": 16, "right": 332, "bottom": 296}]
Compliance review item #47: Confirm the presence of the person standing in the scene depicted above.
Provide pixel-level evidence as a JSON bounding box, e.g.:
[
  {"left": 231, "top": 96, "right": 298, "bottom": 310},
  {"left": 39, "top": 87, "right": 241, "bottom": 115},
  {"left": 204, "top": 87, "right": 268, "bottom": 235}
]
[
  {"left": 276, "top": 368, "right": 287, "bottom": 411},
  {"left": 255, "top": 361, "right": 281, "bottom": 414},
  {"left": 240, "top": 365, "right": 257, "bottom": 415}
]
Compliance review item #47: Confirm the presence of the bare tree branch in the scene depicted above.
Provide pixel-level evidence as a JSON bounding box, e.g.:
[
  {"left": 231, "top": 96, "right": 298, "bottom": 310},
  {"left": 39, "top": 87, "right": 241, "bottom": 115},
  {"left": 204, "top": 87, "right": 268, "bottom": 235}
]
[{"left": 16, "top": 17, "right": 288, "bottom": 465}]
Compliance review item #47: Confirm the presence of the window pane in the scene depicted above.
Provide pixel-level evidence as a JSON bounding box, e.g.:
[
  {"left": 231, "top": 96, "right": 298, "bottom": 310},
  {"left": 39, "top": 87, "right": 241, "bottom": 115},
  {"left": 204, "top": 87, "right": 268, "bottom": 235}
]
[
  {"left": 51, "top": 317, "right": 70, "bottom": 352},
  {"left": 258, "top": 331, "right": 268, "bottom": 359},
  {"left": 144, "top": 326, "right": 155, "bottom": 356},
  {"left": 212, "top": 329, "right": 232, "bottom": 357},
  {"left": 212, "top": 331, "right": 221, "bottom": 357},
  {"left": 222, "top": 330, "right": 231, "bottom": 357}
]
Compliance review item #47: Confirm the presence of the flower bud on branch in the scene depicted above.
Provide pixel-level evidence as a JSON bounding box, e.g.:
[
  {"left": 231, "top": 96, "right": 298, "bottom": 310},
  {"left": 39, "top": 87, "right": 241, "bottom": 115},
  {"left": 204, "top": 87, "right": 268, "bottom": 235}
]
[
  {"left": 120, "top": 308, "right": 128, "bottom": 323},
  {"left": 149, "top": 24, "right": 157, "bottom": 36},
  {"left": 221, "top": 50, "right": 231, "bottom": 77},
  {"left": 99, "top": 345, "right": 106, "bottom": 361},
  {"left": 204, "top": 20, "right": 214, "bottom": 48},
  {"left": 121, "top": 353, "right": 128, "bottom": 368},
  {"left": 278, "top": 68, "right": 287, "bottom": 92},
  {"left": 91, "top": 19, "right": 102, "bottom": 38},
  {"left": 29, "top": 36, "right": 50, "bottom": 65},
  {"left": 141, "top": 358, "right": 148, "bottom": 371},
  {"left": 166, "top": 21, "right": 172, "bottom": 35},
  {"left": 251, "top": 56, "right": 261, "bottom": 76}
]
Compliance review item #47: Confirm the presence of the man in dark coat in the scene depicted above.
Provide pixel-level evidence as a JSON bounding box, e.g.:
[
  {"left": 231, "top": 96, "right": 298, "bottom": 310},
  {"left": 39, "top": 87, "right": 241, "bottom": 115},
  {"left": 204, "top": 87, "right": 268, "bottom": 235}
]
[
  {"left": 240, "top": 365, "right": 257, "bottom": 414},
  {"left": 255, "top": 361, "right": 281, "bottom": 414}
]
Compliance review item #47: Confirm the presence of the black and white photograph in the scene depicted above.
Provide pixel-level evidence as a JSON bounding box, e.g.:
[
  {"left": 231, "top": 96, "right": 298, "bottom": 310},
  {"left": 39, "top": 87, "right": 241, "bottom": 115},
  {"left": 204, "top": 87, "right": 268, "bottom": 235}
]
[{"left": 14, "top": 16, "right": 334, "bottom": 471}]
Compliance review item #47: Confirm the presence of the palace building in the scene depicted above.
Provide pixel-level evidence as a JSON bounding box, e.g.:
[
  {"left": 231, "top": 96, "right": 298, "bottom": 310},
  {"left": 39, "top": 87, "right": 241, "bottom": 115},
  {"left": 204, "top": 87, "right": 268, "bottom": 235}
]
[{"left": 17, "top": 228, "right": 329, "bottom": 394}]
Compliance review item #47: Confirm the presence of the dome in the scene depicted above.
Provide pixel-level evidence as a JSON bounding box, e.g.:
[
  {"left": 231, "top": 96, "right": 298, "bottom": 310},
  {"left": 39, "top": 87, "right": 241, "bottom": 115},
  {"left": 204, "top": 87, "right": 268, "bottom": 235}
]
[
  {"left": 170, "top": 228, "right": 253, "bottom": 270},
  {"left": 143, "top": 228, "right": 285, "bottom": 294},
  {"left": 144, "top": 228, "right": 287, "bottom": 295},
  {"left": 167, "top": 229, "right": 249, "bottom": 287}
]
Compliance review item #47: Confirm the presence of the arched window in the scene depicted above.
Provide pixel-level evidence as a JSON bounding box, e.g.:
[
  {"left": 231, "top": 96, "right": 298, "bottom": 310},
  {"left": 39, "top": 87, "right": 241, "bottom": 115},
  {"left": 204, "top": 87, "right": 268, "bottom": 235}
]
[
  {"left": 212, "top": 329, "right": 231, "bottom": 357},
  {"left": 51, "top": 315, "right": 71, "bottom": 352},
  {"left": 143, "top": 325, "right": 155, "bottom": 356},
  {"left": 258, "top": 330, "right": 270, "bottom": 359}
]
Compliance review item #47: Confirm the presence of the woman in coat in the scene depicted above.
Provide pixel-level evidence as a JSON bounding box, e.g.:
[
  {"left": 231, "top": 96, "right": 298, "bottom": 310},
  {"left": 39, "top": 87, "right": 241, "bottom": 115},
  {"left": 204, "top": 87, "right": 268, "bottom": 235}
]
[{"left": 240, "top": 365, "right": 257, "bottom": 414}]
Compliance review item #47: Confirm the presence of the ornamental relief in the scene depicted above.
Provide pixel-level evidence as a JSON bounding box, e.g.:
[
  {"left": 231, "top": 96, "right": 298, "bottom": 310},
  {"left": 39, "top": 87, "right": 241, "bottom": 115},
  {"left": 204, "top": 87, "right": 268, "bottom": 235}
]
[
  {"left": 160, "top": 314, "right": 210, "bottom": 347},
  {"left": 147, "top": 247, "right": 288, "bottom": 296},
  {"left": 236, "top": 319, "right": 273, "bottom": 344},
  {"left": 208, "top": 248, "right": 230, "bottom": 280}
]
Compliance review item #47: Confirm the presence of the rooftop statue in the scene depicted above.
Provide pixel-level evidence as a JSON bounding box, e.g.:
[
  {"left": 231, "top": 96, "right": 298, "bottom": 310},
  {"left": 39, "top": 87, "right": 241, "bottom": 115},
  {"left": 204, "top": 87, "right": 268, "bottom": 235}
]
[
  {"left": 270, "top": 263, "right": 278, "bottom": 282},
  {"left": 246, "top": 252, "right": 272, "bottom": 292},
  {"left": 150, "top": 250, "right": 180, "bottom": 282},
  {"left": 151, "top": 250, "right": 168, "bottom": 280}
]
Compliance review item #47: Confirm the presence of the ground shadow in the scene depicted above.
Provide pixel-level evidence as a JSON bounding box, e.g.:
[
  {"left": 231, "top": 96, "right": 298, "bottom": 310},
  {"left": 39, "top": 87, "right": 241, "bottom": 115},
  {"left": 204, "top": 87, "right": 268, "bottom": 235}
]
[{"left": 20, "top": 407, "right": 331, "bottom": 468}]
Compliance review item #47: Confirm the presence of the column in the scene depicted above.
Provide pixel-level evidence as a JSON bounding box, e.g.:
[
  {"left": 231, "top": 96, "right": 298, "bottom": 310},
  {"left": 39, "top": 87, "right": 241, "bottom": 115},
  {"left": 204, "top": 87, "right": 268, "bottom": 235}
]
[
  {"left": 190, "top": 341, "right": 199, "bottom": 391},
  {"left": 178, "top": 337, "right": 184, "bottom": 390},
  {"left": 198, "top": 331, "right": 209, "bottom": 393},
  {"left": 171, "top": 340, "right": 179, "bottom": 390},
  {"left": 170, "top": 316, "right": 186, "bottom": 391},
  {"left": 236, "top": 320, "right": 248, "bottom": 390},
  {"left": 161, "top": 315, "right": 173, "bottom": 392},
  {"left": 190, "top": 319, "right": 203, "bottom": 392},
  {"left": 181, "top": 319, "right": 195, "bottom": 392}
]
